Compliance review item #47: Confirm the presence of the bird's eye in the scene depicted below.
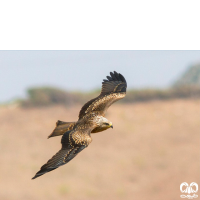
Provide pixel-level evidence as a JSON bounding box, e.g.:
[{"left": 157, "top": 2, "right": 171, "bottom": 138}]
[{"left": 104, "top": 123, "right": 109, "bottom": 126}]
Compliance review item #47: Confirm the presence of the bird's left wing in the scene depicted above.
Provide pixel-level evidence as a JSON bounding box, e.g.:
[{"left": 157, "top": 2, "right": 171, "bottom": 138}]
[
  {"left": 32, "top": 129, "right": 91, "bottom": 179},
  {"left": 79, "top": 71, "right": 127, "bottom": 119}
]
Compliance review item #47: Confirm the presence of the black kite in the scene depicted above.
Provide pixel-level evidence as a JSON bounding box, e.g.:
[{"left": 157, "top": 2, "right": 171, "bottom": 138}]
[{"left": 32, "top": 71, "right": 127, "bottom": 179}]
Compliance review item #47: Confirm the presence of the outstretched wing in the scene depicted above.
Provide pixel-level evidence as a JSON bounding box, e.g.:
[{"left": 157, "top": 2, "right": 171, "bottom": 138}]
[
  {"left": 79, "top": 71, "right": 127, "bottom": 119},
  {"left": 32, "top": 129, "right": 91, "bottom": 179}
]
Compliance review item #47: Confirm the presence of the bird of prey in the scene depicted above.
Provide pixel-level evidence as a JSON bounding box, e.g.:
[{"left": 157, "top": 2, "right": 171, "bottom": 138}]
[{"left": 32, "top": 71, "right": 127, "bottom": 179}]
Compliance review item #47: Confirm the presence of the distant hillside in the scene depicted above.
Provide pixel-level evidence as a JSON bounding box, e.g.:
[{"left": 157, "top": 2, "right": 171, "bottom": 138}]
[
  {"left": 14, "top": 65, "right": 200, "bottom": 108},
  {"left": 173, "top": 64, "right": 200, "bottom": 87},
  {"left": 19, "top": 86, "right": 98, "bottom": 108}
]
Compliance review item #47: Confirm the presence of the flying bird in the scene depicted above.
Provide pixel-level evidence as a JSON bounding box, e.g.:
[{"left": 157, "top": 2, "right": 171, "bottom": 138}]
[{"left": 32, "top": 71, "right": 127, "bottom": 179}]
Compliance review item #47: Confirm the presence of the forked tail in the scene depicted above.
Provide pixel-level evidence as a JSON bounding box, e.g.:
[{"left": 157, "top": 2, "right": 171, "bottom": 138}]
[{"left": 48, "top": 120, "right": 76, "bottom": 138}]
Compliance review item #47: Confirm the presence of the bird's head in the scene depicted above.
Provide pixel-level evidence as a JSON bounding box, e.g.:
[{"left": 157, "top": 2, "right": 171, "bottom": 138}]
[{"left": 99, "top": 117, "right": 113, "bottom": 130}]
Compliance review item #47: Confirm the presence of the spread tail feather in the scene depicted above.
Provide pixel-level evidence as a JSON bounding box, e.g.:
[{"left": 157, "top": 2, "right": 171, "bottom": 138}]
[{"left": 48, "top": 120, "right": 76, "bottom": 138}]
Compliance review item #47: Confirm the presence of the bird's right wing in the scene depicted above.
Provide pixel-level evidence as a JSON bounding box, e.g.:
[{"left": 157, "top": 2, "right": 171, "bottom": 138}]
[{"left": 32, "top": 129, "right": 92, "bottom": 179}]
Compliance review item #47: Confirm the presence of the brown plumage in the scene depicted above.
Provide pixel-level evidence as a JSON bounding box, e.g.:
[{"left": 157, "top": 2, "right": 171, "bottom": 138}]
[{"left": 32, "top": 71, "right": 127, "bottom": 179}]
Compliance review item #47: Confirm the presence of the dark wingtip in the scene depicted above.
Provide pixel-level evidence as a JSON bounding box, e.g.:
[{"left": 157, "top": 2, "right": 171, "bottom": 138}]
[
  {"left": 32, "top": 171, "right": 43, "bottom": 179},
  {"left": 32, "top": 166, "right": 57, "bottom": 180},
  {"left": 119, "top": 73, "right": 127, "bottom": 85},
  {"left": 110, "top": 72, "right": 118, "bottom": 81},
  {"left": 47, "top": 132, "right": 53, "bottom": 139},
  {"left": 32, "top": 175, "right": 38, "bottom": 180},
  {"left": 106, "top": 76, "right": 112, "bottom": 81},
  {"left": 103, "top": 71, "right": 127, "bottom": 87},
  {"left": 109, "top": 71, "right": 126, "bottom": 83},
  {"left": 32, "top": 170, "right": 45, "bottom": 180}
]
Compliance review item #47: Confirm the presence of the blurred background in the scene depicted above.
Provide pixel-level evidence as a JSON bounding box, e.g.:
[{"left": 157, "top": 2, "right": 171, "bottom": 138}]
[{"left": 0, "top": 50, "right": 200, "bottom": 200}]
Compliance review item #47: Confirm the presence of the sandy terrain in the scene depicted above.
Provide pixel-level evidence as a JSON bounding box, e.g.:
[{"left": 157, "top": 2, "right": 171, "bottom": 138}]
[{"left": 0, "top": 99, "right": 199, "bottom": 200}]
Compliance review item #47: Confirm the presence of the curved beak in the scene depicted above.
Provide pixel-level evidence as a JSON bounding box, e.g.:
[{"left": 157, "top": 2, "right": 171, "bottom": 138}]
[{"left": 110, "top": 125, "right": 113, "bottom": 129}]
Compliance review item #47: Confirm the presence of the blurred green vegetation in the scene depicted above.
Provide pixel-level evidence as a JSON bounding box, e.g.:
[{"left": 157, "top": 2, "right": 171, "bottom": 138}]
[
  {"left": 19, "top": 87, "right": 77, "bottom": 107},
  {"left": 18, "top": 85, "right": 200, "bottom": 108},
  {"left": 18, "top": 87, "right": 100, "bottom": 108},
  {"left": 122, "top": 86, "right": 200, "bottom": 103}
]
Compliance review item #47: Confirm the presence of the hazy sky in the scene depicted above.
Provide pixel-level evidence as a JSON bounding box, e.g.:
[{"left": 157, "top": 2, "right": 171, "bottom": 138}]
[{"left": 1, "top": 50, "right": 200, "bottom": 103}]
